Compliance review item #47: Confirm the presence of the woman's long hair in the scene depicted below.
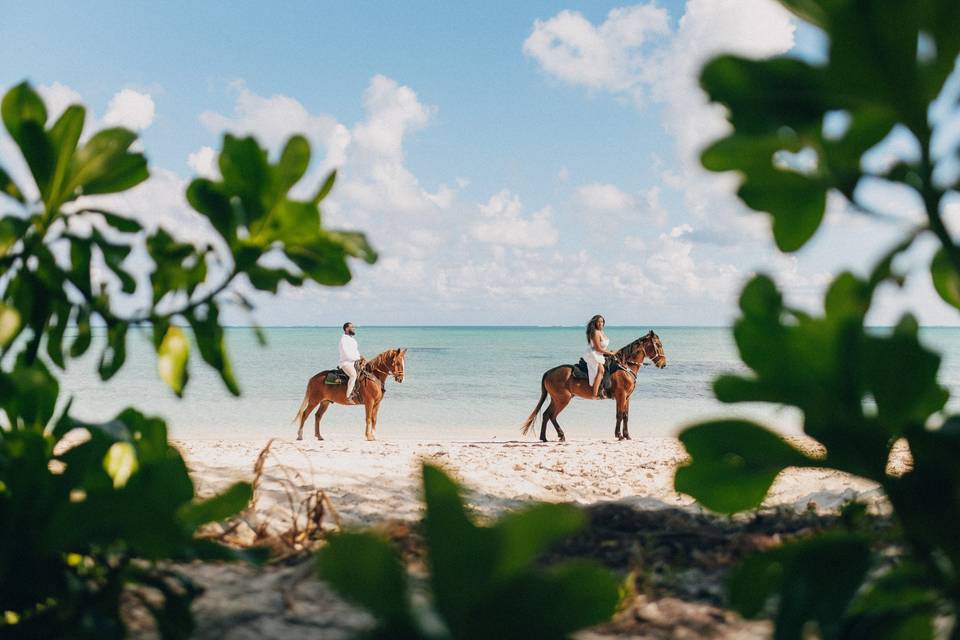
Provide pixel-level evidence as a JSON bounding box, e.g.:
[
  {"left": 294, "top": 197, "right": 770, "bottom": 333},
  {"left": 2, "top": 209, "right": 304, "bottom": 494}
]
[{"left": 586, "top": 314, "right": 604, "bottom": 344}]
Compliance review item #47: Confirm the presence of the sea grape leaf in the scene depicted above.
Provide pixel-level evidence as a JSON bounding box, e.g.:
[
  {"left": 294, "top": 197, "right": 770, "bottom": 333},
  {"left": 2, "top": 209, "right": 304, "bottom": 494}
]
[
  {"left": 729, "top": 534, "right": 872, "bottom": 640},
  {"left": 177, "top": 482, "right": 252, "bottom": 530},
  {"left": 931, "top": 248, "right": 960, "bottom": 310},
  {"left": 675, "top": 420, "right": 816, "bottom": 513},
  {"left": 157, "top": 325, "right": 189, "bottom": 397},
  {"left": 316, "top": 532, "right": 422, "bottom": 638}
]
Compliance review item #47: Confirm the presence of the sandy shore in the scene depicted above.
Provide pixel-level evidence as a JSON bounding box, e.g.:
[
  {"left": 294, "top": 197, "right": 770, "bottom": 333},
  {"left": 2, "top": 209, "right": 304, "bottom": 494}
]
[
  {"left": 169, "top": 436, "right": 897, "bottom": 639},
  {"left": 177, "top": 436, "right": 890, "bottom": 533}
]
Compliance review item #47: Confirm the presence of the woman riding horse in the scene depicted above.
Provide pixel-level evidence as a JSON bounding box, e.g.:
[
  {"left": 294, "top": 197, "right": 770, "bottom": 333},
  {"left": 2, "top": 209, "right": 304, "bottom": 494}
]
[
  {"left": 522, "top": 331, "right": 667, "bottom": 441},
  {"left": 584, "top": 314, "right": 617, "bottom": 399}
]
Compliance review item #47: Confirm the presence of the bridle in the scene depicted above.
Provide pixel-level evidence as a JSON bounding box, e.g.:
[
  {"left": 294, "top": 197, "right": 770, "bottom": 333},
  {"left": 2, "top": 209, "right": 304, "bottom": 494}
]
[
  {"left": 614, "top": 334, "right": 665, "bottom": 378},
  {"left": 368, "top": 350, "right": 405, "bottom": 383}
]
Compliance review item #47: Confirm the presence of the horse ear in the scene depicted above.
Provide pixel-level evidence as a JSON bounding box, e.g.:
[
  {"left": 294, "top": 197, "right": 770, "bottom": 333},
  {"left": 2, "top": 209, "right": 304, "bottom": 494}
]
[{"left": 401, "top": 348, "right": 407, "bottom": 354}]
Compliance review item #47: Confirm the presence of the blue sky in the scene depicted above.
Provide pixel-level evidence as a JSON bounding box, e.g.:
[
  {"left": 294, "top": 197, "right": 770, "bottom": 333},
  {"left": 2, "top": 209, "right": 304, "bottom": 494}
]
[{"left": 1, "top": 1, "right": 957, "bottom": 325}]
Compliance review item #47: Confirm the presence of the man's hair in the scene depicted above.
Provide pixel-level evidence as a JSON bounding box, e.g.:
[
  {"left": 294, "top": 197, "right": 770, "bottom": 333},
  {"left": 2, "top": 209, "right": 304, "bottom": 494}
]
[{"left": 343, "top": 322, "right": 352, "bottom": 332}]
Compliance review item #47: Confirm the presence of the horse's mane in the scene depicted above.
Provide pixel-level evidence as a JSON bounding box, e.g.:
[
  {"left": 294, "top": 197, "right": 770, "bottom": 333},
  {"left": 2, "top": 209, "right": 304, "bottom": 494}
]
[
  {"left": 616, "top": 331, "right": 654, "bottom": 358},
  {"left": 364, "top": 348, "right": 401, "bottom": 372}
]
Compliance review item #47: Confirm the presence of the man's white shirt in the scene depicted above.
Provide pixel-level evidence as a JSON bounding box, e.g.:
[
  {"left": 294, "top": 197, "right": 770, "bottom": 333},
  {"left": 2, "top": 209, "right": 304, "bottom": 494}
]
[{"left": 339, "top": 334, "right": 361, "bottom": 365}]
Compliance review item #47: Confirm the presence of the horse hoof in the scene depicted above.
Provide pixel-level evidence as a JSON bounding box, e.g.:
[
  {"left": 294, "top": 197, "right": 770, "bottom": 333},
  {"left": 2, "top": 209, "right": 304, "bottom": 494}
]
[
  {"left": 316, "top": 437, "right": 324, "bottom": 441},
  {"left": 558, "top": 436, "right": 566, "bottom": 442},
  {"left": 540, "top": 437, "right": 548, "bottom": 443},
  {"left": 296, "top": 436, "right": 303, "bottom": 441},
  {"left": 624, "top": 435, "right": 631, "bottom": 440}
]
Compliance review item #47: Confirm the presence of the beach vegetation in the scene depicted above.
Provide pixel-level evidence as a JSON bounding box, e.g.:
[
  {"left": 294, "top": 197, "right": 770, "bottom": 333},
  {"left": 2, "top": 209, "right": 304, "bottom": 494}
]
[
  {"left": 316, "top": 463, "right": 620, "bottom": 640},
  {"left": 0, "top": 81, "right": 374, "bottom": 638},
  {"left": 675, "top": 1, "right": 960, "bottom": 637}
]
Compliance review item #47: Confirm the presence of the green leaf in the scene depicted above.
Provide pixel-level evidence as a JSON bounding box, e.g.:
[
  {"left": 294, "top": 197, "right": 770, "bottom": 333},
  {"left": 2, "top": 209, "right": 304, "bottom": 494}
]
[
  {"left": 272, "top": 134, "right": 311, "bottom": 198},
  {"left": 186, "top": 178, "right": 235, "bottom": 242},
  {"left": 77, "top": 208, "right": 143, "bottom": 233},
  {"left": 98, "top": 322, "right": 128, "bottom": 380},
  {"left": 700, "top": 56, "right": 829, "bottom": 136},
  {"left": 0, "top": 303, "right": 21, "bottom": 346},
  {"left": 70, "top": 305, "right": 92, "bottom": 357},
  {"left": 177, "top": 482, "right": 252, "bottom": 530},
  {"left": 45, "top": 305, "right": 70, "bottom": 369},
  {"left": 930, "top": 247, "right": 960, "bottom": 310},
  {"left": 493, "top": 503, "right": 585, "bottom": 579},
  {"left": 92, "top": 229, "right": 135, "bottom": 293},
  {"left": 285, "top": 234, "right": 352, "bottom": 286},
  {"left": 219, "top": 135, "right": 268, "bottom": 224},
  {"left": 103, "top": 441, "right": 139, "bottom": 489},
  {"left": 2, "top": 83, "right": 53, "bottom": 196},
  {"left": 68, "top": 127, "right": 148, "bottom": 196},
  {"left": 186, "top": 305, "right": 239, "bottom": 395},
  {"left": 46, "top": 105, "right": 85, "bottom": 206},
  {"left": 326, "top": 230, "right": 378, "bottom": 264},
  {"left": 675, "top": 420, "right": 816, "bottom": 513},
  {"left": 69, "top": 235, "right": 93, "bottom": 297},
  {"left": 1, "top": 81, "right": 47, "bottom": 139},
  {"left": 316, "top": 532, "right": 419, "bottom": 633},
  {"left": 843, "top": 562, "right": 938, "bottom": 640},
  {"left": 0, "top": 164, "right": 25, "bottom": 203},
  {"left": 157, "top": 325, "right": 189, "bottom": 396},
  {"left": 729, "top": 534, "right": 872, "bottom": 640},
  {"left": 861, "top": 316, "right": 948, "bottom": 435},
  {"left": 313, "top": 169, "right": 337, "bottom": 204}
]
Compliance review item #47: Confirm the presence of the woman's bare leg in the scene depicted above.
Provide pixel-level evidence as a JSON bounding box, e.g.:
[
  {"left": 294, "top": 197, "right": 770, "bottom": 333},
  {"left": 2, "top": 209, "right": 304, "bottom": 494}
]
[{"left": 592, "top": 363, "right": 605, "bottom": 398}]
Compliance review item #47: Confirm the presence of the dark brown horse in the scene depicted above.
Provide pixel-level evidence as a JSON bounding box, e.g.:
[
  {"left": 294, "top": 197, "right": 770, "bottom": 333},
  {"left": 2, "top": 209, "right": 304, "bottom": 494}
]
[
  {"left": 294, "top": 348, "right": 407, "bottom": 441},
  {"left": 521, "top": 331, "right": 666, "bottom": 442}
]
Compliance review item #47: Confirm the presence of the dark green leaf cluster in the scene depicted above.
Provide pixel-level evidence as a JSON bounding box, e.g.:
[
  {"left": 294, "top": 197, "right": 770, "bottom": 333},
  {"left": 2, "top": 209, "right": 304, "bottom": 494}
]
[
  {"left": 701, "top": 1, "right": 960, "bottom": 254},
  {"left": 679, "top": 0, "right": 960, "bottom": 637},
  {"left": 0, "top": 81, "right": 375, "bottom": 398},
  {"left": 0, "top": 355, "right": 258, "bottom": 638},
  {"left": 316, "top": 464, "right": 620, "bottom": 640},
  {"left": 0, "top": 81, "right": 372, "bottom": 637}
]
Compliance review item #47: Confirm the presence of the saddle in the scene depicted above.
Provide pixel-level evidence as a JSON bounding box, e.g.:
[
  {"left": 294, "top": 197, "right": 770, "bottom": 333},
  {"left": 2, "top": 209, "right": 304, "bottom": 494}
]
[
  {"left": 571, "top": 356, "right": 622, "bottom": 397},
  {"left": 321, "top": 358, "right": 381, "bottom": 402}
]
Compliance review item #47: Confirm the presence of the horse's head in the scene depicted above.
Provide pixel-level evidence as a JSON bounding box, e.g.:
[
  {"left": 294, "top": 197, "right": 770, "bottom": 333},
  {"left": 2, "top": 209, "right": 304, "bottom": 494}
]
[
  {"left": 391, "top": 348, "right": 407, "bottom": 383},
  {"left": 641, "top": 330, "right": 667, "bottom": 368}
]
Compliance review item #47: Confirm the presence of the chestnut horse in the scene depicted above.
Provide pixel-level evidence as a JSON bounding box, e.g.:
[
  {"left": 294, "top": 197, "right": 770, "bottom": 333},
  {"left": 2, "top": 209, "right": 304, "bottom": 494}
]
[
  {"left": 294, "top": 348, "right": 407, "bottom": 441},
  {"left": 521, "top": 331, "right": 666, "bottom": 442}
]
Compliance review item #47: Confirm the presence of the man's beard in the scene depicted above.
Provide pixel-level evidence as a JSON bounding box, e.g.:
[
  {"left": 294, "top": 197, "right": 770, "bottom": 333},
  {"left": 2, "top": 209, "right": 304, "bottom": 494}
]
[{"left": 347, "top": 329, "right": 356, "bottom": 336}]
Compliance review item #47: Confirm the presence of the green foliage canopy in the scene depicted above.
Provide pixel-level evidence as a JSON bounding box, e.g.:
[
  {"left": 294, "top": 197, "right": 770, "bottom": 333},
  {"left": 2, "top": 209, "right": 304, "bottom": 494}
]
[
  {"left": 316, "top": 463, "right": 620, "bottom": 640},
  {"left": 0, "top": 81, "right": 376, "bottom": 638},
  {"left": 676, "top": 1, "right": 960, "bottom": 638}
]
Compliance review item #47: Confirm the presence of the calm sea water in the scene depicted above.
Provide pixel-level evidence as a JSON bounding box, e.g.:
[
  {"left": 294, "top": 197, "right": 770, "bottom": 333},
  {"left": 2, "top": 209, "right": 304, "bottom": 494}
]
[{"left": 57, "top": 327, "right": 960, "bottom": 441}]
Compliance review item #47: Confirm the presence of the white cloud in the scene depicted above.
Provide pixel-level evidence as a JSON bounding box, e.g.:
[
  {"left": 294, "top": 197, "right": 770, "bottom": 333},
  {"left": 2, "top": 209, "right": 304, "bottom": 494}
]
[
  {"left": 523, "top": 5, "right": 671, "bottom": 105},
  {"left": 103, "top": 89, "right": 156, "bottom": 130},
  {"left": 187, "top": 145, "right": 218, "bottom": 178},
  {"left": 576, "top": 182, "right": 635, "bottom": 211},
  {"left": 471, "top": 190, "right": 559, "bottom": 248},
  {"left": 199, "top": 82, "right": 350, "bottom": 170},
  {"left": 37, "top": 82, "right": 83, "bottom": 122}
]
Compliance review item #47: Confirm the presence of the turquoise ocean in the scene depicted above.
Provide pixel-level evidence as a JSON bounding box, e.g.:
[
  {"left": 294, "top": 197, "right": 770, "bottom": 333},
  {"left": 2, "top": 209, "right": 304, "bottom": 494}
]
[{"left": 58, "top": 326, "right": 960, "bottom": 441}]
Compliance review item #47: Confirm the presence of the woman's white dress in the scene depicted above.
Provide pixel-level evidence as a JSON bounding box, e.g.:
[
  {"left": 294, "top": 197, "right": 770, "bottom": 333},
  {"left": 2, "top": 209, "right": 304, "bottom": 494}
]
[{"left": 583, "top": 334, "right": 610, "bottom": 385}]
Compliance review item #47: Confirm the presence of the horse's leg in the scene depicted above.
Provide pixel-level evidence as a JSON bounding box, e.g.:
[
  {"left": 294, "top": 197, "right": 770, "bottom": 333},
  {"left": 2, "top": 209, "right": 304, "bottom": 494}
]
[
  {"left": 621, "top": 397, "right": 631, "bottom": 440},
  {"left": 314, "top": 401, "right": 332, "bottom": 440},
  {"left": 363, "top": 389, "right": 376, "bottom": 441},
  {"left": 549, "top": 394, "right": 572, "bottom": 442},
  {"left": 371, "top": 398, "right": 382, "bottom": 438},
  {"left": 540, "top": 401, "right": 555, "bottom": 442},
  {"left": 297, "top": 396, "right": 321, "bottom": 441}
]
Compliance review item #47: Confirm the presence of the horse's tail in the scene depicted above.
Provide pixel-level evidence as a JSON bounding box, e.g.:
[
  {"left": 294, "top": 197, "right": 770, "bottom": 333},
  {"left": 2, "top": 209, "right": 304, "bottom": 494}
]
[
  {"left": 292, "top": 386, "right": 311, "bottom": 425},
  {"left": 521, "top": 371, "right": 549, "bottom": 436}
]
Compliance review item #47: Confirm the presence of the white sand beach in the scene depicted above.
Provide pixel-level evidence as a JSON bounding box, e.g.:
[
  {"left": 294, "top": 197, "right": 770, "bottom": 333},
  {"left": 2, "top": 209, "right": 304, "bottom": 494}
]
[
  {"left": 169, "top": 436, "right": 902, "bottom": 639},
  {"left": 178, "top": 436, "right": 895, "bottom": 533}
]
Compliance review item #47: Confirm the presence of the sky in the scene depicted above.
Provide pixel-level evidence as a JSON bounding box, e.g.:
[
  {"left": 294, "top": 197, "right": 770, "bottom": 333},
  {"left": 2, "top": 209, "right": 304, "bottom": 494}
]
[{"left": 2, "top": 0, "right": 959, "bottom": 326}]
